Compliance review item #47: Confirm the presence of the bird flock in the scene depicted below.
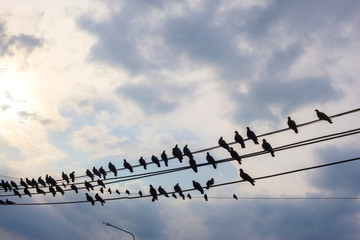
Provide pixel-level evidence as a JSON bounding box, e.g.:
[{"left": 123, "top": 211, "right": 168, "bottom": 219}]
[{"left": 0, "top": 109, "right": 334, "bottom": 206}]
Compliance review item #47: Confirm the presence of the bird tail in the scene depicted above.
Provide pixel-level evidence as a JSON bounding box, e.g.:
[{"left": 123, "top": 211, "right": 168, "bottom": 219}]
[
  {"left": 251, "top": 181, "right": 255, "bottom": 186},
  {"left": 271, "top": 152, "right": 275, "bottom": 157},
  {"left": 212, "top": 164, "right": 217, "bottom": 169}
]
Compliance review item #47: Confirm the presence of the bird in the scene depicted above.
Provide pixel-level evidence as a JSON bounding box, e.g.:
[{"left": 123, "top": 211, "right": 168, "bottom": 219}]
[
  {"left": 69, "top": 171, "right": 75, "bottom": 182},
  {"left": 262, "top": 139, "right": 275, "bottom": 157},
  {"left": 86, "top": 169, "right": 94, "bottom": 181},
  {"left": 239, "top": 169, "right": 255, "bottom": 186},
  {"left": 26, "top": 178, "right": 33, "bottom": 187},
  {"left": 183, "top": 145, "right": 193, "bottom": 159},
  {"left": 23, "top": 188, "right": 31, "bottom": 197},
  {"left": 0, "top": 200, "right": 4, "bottom": 205},
  {"left": 233, "top": 194, "right": 238, "bottom": 200},
  {"left": 116, "top": 189, "right": 120, "bottom": 195},
  {"left": 125, "top": 189, "right": 130, "bottom": 195},
  {"left": 229, "top": 147, "right": 242, "bottom": 164},
  {"left": 97, "top": 179, "right": 105, "bottom": 188},
  {"left": 158, "top": 186, "right": 169, "bottom": 198},
  {"left": 187, "top": 193, "right": 192, "bottom": 199},
  {"left": 20, "top": 178, "right": 28, "bottom": 189},
  {"left": 172, "top": 144, "right": 183, "bottom": 163},
  {"left": 108, "top": 188, "right": 112, "bottom": 194},
  {"left": 62, "top": 182, "right": 67, "bottom": 189},
  {"left": 206, "top": 178, "right": 214, "bottom": 190},
  {"left": 49, "top": 186, "right": 56, "bottom": 197},
  {"left": 189, "top": 158, "right": 198, "bottom": 173},
  {"left": 149, "top": 185, "right": 158, "bottom": 202},
  {"left": 86, "top": 193, "right": 95, "bottom": 206},
  {"left": 31, "top": 178, "right": 38, "bottom": 188},
  {"left": 139, "top": 156, "right": 147, "bottom": 170},
  {"left": 204, "top": 194, "right": 208, "bottom": 201},
  {"left": 206, "top": 152, "right": 217, "bottom": 169},
  {"left": 93, "top": 167, "right": 101, "bottom": 178},
  {"left": 138, "top": 190, "right": 143, "bottom": 197},
  {"left": 174, "top": 183, "right": 185, "bottom": 199},
  {"left": 287, "top": 116, "right": 298, "bottom": 133},
  {"left": 95, "top": 193, "right": 105, "bottom": 206},
  {"left": 151, "top": 155, "right": 161, "bottom": 167},
  {"left": 172, "top": 193, "right": 177, "bottom": 199},
  {"left": 47, "top": 176, "right": 57, "bottom": 186},
  {"left": 192, "top": 180, "right": 204, "bottom": 194},
  {"left": 84, "top": 181, "right": 94, "bottom": 191},
  {"left": 0, "top": 180, "right": 8, "bottom": 192},
  {"left": 234, "top": 131, "right": 245, "bottom": 148},
  {"left": 62, "top": 172, "right": 70, "bottom": 184},
  {"left": 13, "top": 189, "right": 21, "bottom": 198},
  {"left": 56, "top": 185, "right": 65, "bottom": 195},
  {"left": 218, "top": 137, "right": 230, "bottom": 151},
  {"left": 5, "top": 199, "right": 15, "bottom": 205},
  {"left": 246, "top": 127, "right": 259, "bottom": 144},
  {"left": 38, "top": 177, "right": 46, "bottom": 187},
  {"left": 10, "top": 180, "right": 18, "bottom": 190},
  {"left": 108, "top": 162, "right": 117, "bottom": 177},
  {"left": 161, "top": 150, "right": 169, "bottom": 167},
  {"left": 123, "top": 159, "right": 134, "bottom": 173},
  {"left": 70, "top": 184, "right": 78, "bottom": 194},
  {"left": 99, "top": 167, "right": 107, "bottom": 179},
  {"left": 100, "top": 187, "right": 104, "bottom": 194},
  {"left": 36, "top": 187, "right": 46, "bottom": 195},
  {"left": 315, "top": 109, "right": 332, "bottom": 124}
]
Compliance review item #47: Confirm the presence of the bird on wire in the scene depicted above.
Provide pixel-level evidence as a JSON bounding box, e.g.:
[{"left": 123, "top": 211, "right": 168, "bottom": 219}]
[
  {"left": 49, "top": 186, "right": 56, "bottom": 197},
  {"left": 315, "top": 109, "right": 332, "bottom": 124},
  {"left": 95, "top": 193, "right": 105, "bottom": 206},
  {"left": 218, "top": 136, "right": 230, "bottom": 152},
  {"left": 62, "top": 172, "right": 70, "bottom": 184},
  {"left": 70, "top": 184, "right": 78, "bottom": 194},
  {"left": 192, "top": 180, "right": 204, "bottom": 194},
  {"left": 158, "top": 186, "right": 169, "bottom": 198},
  {"left": 108, "top": 162, "right": 117, "bottom": 177},
  {"left": 229, "top": 147, "right": 242, "bottom": 164},
  {"left": 86, "top": 193, "right": 95, "bottom": 206},
  {"left": 69, "top": 171, "right": 76, "bottom": 182},
  {"left": 139, "top": 156, "right": 147, "bottom": 170},
  {"left": 99, "top": 167, "right": 107, "bottom": 179},
  {"left": 233, "top": 194, "right": 238, "bottom": 200},
  {"left": 206, "top": 152, "right": 217, "bottom": 169},
  {"left": 189, "top": 158, "right": 198, "bottom": 173},
  {"left": 183, "top": 145, "right": 193, "bottom": 159},
  {"left": 206, "top": 178, "right": 214, "bottom": 189},
  {"left": 246, "top": 127, "right": 259, "bottom": 144},
  {"left": 234, "top": 131, "right": 245, "bottom": 148},
  {"left": 149, "top": 185, "right": 158, "bottom": 202},
  {"left": 93, "top": 167, "right": 101, "bottom": 178},
  {"left": 123, "top": 159, "right": 134, "bottom": 173},
  {"left": 262, "top": 139, "right": 275, "bottom": 157},
  {"left": 174, "top": 183, "right": 185, "bottom": 200},
  {"left": 287, "top": 116, "right": 298, "bottom": 133},
  {"left": 151, "top": 155, "right": 161, "bottom": 168},
  {"left": 86, "top": 169, "right": 94, "bottom": 181},
  {"left": 161, "top": 150, "right": 169, "bottom": 167},
  {"left": 172, "top": 144, "right": 183, "bottom": 163},
  {"left": 38, "top": 177, "right": 46, "bottom": 187},
  {"left": 239, "top": 168, "right": 255, "bottom": 186}
]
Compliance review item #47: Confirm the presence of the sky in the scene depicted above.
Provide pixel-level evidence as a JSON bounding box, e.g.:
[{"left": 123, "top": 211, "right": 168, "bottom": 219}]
[{"left": 0, "top": 0, "right": 360, "bottom": 239}]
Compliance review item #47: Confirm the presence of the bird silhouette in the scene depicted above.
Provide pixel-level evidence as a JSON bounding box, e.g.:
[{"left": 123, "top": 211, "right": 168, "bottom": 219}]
[
  {"left": 99, "top": 167, "right": 106, "bottom": 179},
  {"left": 204, "top": 194, "right": 208, "bottom": 201},
  {"left": 36, "top": 187, "right": 46, "bottom": 195},
  {"left": 149, "top": 185, "right": 158, "bottom": 202},
  {"left": 192, "top": 180, "right": 204, "bottom": 194},
  {"left": 287, "top": 116, "right": 298, "bottom": 133},
  {"left": 172, "top": 144, "right": 183, "bottom": 163},
  {"left": 240, "top": 169, "right": 255, "bottom": 186},
  {"left": 0, "top": 180, "right": 8, "bottom": 192},
  {"left": 93, "top": 167, "right": 101, "bottom": 178},
  {"left": 62, "top": 182, "right": 67, "bottom": 189},
  {"left": 48, "top": 176, "right": 57, "bottom": 186},
  {"left": 10, "top": 180, "right": 18, "bottom": 190},
  {"left": 100, "top": 187, "right": 104, "bottom": 194},
  {"left": 31, "top": 178, "right": 38, "bottom": 188},
  {"left": 125, "top": 189, "right": 130, "bottom": 195},
  {"left": 116, "top": 189, "right": 120, "bottom": 195},
  {"left": 62, "top": 172, "right": 70, "bottom": 184},
  {"left": 139, "top": 156, "right": 147, "bottom": 170},
  {"left": 38, "top": 177, "right": 46, "bottom": 187},
  {"left": 95, "top": 193, "right": 105, "bottom": 206},
  {"left": 86, "top": 193, "right": 95, "bottom": 206},
  {"left": 315, "top": 109, "right": 332, "bottom": 124},
  {"left": 218, "top": 137, "right": 230, "bottom": 151},
  {"left": 49, "top": 186, "right": 56, "bottom": 197},
  {"left": 108, "top": 188, "right": 112, "bottom": 194},
  {"left": 189, "top": 158, "right": 198, "bottom": 173},
  {"left": 174, "top": 183, "right": 185, "bottom": 199},
  {"left": 5, "top": 199, "right": 15, "bottom": 205},
  {"left": 246, "top": 127, "right": 259, "bottom": 144},
  {"left": 206, "top": 152, "right": 217, "bottom": 169},
  {"left": 229, "top": 147, "right": 242, "bottom": 164},
  {"left": 13, "top": 189, "right": 21, "bottom": 198},
  {"left": 24, "top": 188, "right": 31, "bottom": 197},
  {"left": 56, "top": 185, "right": 65, "bottom": 195},
  {"left": 123, "top": 159, "right": 134, "bottom": 173},
  {"left": 108, "top": 162, "right": 117, "bottom": 177},
  {"left": 262, "top": 139, "right": 275, "bottom": 157},
  {"left": 158, "top": 186, "right": 169, "bottom": 198},
  {"left": 69, "top": 171, "right": 75, "bottom": 182},
  {"left": 172, "top": 193, "right": 177, "bottom": 199},
  {"left": 183, "top": 145, "right": 193, "bottom": 159},
  {"left": 187, "top": 193, "right": 192, "bottom": 199},
  {"left": 84, "top": 181, "right": 94, "bottom": 191},
  {"left": 151, "top": 155, "right": 161, "bottom": 167},
  {"left": 86, "top": 169, "right": 94, "bottom": 181},
  {"left": 138, "top": 190, "right": 143, "bottom": 197},
  {"left": 97, "top": 179, "right": 105, "bottom": 188},
  {"left": 0, "top": 199, "right": 4, "bottom": 205},
  {"left": 234, "top": 131, "right": 245, "bottom": 148},
  {"left": 206, "top": 178, "right": 214, "bottom": 189},
  {"left": 70, "top": 184, "right": 78, "bottom": 194},
  {"left": 161, "top": 150, "right": 169, "bottom": 167},
  {"left": 26, "top": 178, "right": 33, "bottom": 187},
  {"left": 233, "top": 194, "right": 238, "bottom": 200},
  {"left": 20, "top": 178, "right": 28, "bottom": 189}
]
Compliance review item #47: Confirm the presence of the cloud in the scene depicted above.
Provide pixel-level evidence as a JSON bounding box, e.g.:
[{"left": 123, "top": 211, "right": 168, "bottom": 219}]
[{"left": 17, "top": 111, "right": 53, "bottom": 126}]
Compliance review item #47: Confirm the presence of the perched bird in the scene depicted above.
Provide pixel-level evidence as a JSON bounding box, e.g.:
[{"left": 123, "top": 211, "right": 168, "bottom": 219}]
[
  {"left": 86, "top": 193, "right": 95, "bottom": 206},
  {"left": 183, "top": 145, "right": 193, "bottom": 159},
  {"left": 206, "top": 178, "right": 214, "bottom": 190},
  {"left": 47, "top": 176, "right": 57, "bottom": 186},
  {"left": 116, "top": 189, "right": 120, "bottom": 195},
  {"left": 5, "top": 199, "right": 15, "bottom": 205},
  {"left": 20, "top": 178, "right": 28, "bottom": 189},
  {"left": 10, "top": 180, "right": 18, "bottom": 190},
  {"left": 0, "top": 180, "right": 8, "bottom": 192},
  {"left": 158, "top": 186, "right": 169, "bottom": 198},
  {"left": 49, "top": 186, "right": 56, "bottom": 197},
  {"left": 38, "top": 177, "right": 46, "bottom": 187},
  {"left": 187, "top": 193, "right": 192, "bottom": 199},
  {"left": 24, "top": 188, "right": 31, "bottom": 197},
  {"left": 69, "top": 171, "right": 75, "bottom": 182},
  {"left": 151, "top": 155, "right": 161, "bottom": 168},
  {"left": 97, "top": 179, "right": 105, "bottom": 188},
  {"left": 108, "top": 188, "right": 112, "bottom": 194},
  {"left": 174, "top": 183, "right": 185, "bottom": 199},
  {"left": 0, "top": 200, "right": 4, "bottom": 205},
  {"left": 56, "top": 185, "right": 65, "bottom": 195},
  {"left": 95, "top": 193, "right": 105, "bottom": 206},
  {"left": 62, "top": 172, "right": 70, "bottom": 184},
  {"left": 192, "top": 180, "right": 204, "bottom": 194},
  {"left": 189, "top": 158, "right": 198, "bottom": 173},
  {"left": 287, "top": 116, "right": 298, "bottom": 133},
  {"left": 218, "top": 137, "right": 230, "bottom": 152},
  {"left": 262, "top": 139, "right": 275, "bottom": 157},
  {"left": 84, "top": 181, "right": 94, "bottom": 191},
  {"left": 233, "top": 194, "right": 238, "bottom": 200},
  {"left": 172, "top": 193, "right": 177, "bottom": 199},
  {"left": 93, "top": 167, "right": 101, "bottom": 178},
  {"left": 36, "top": 187, "right": 46, "bottom": 195},
  {"left": 206, "top": 152, "right": 217, "bottom": 169},
  {"left": 315, "top": 109, "right": 332, "bottom": 124},
  {"left": 62, "top": 182, "right": 67, "bottom": 189},
  {"left": 139, "top": 157, "right": 147, "bottom": 170},
  {"left": 246, "top": 127, "right": 259, "bottom": 144},
  {"left": 234, "top": 131, "right": 245, "bottom": 148},
  {"left": 204, "top": 194, "right": 208, "bottom": 201},
  {"left": 138, "top": 190, "right": 143, "bottom": 197},
  {"left": 108, "top": 162, "right": 117, "bottom": 177},
  {"left": 13, "top": 189, "right": 21, "bottom": 198},
  {"left": 229, "top": 147, "right": 242, "bottom": 164},
  {"left": 172, "top": 144, "right": 183, "bottom": 163},
  {"left": 70, "top": 184, "right": 78, "bottom": 194},
  {"left": 123, "top": 159, "right": 134, "bottom": 173},
  {"left": 100, "top": 187, "right": 104, "bottom": 194},
  {"left": 125, "top": 189, "right": 130, "bottom": 195},
  {"left": 99, "top": 167, "right": 107, "bottom": 179},
  {"left": 26, "top": 178, "right": 33, "bottom": 187},
  {"left": 149, "top": 185, "right": 158, "bottom": 202},
  {"left": 31, "top": 178, "right": 38, "bottom": 188},
  {"left": 86, "top": 169, "right": 94, "bottom": 181},
  {"left": 161, "top": 150, "right": 169, "bottom": 167},
  {"left": 239, "top": 169, "right": 255, "bottom": 186}
]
